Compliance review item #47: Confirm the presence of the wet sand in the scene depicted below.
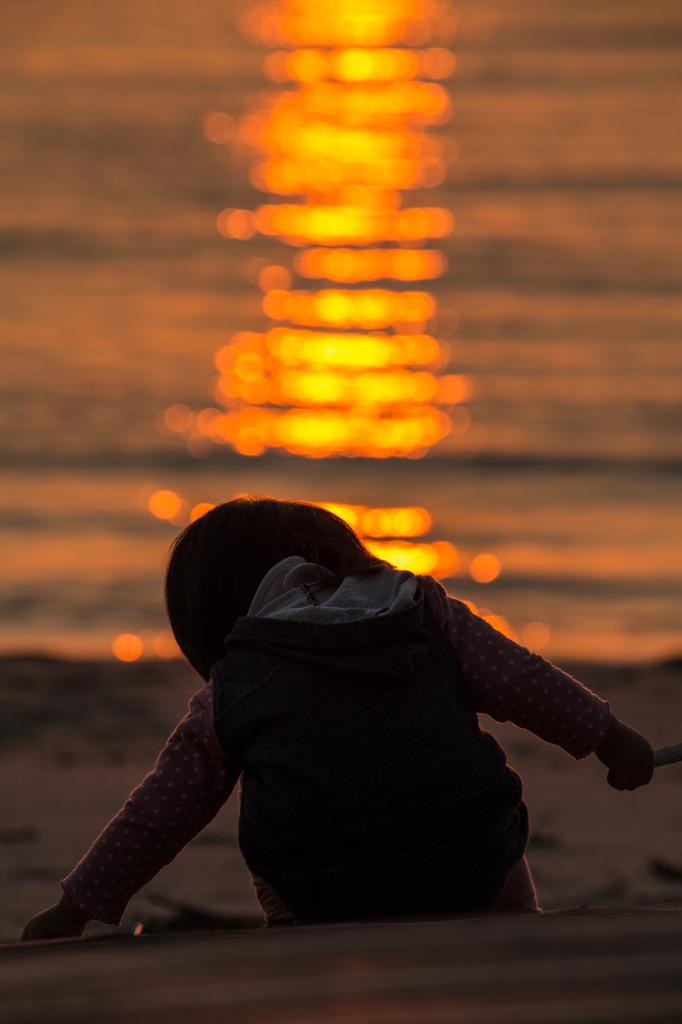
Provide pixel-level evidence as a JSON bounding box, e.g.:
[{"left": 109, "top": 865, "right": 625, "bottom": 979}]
[{"left": 0, "top": 656, "right": 680, "bottom": 942}]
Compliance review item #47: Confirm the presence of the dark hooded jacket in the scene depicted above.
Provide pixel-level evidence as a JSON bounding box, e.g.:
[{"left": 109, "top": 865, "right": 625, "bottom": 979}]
[{"left": 212, "top": 560, "right": 527, "bottom": 920}]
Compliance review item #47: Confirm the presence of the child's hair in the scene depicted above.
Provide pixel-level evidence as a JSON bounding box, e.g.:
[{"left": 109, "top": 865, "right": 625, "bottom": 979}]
[{"left": 165, "top": 495, "right": 386, "bottom": 680}]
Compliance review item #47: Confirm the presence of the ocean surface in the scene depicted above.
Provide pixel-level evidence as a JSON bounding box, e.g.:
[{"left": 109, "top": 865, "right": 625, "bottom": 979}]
[{"left": 1, "top": 0, "right": 682, "bottom": 661}]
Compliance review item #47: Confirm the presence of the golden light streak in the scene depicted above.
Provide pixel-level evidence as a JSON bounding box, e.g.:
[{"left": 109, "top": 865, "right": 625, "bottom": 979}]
[
  {"left": 262, "top": 288, "right": 435, "bottom": 328},
  {"left": 366, "top": 539, "right": 458, "bottom": 578},
  {"left": 256, "top": 328, "right": 446, "bottom": 369},
  {"left": 265, "top": 47, "right": 455, "bottom": 83},
  {"left": 200, "top": 405, "right": 449, "bottom": 457},
  {"left": 238, "top": 0, "right": 459, "bottom": 48},
  {"left": 321, "top": 503, "right": 431, "bottom": 536},
  {"left": 168, "top": 322, "right": 468, "bottom": 451},
  {"left": 261, "top": 88, "right": 451, "bottom": 132},
  {"left": 273, "top": 369, "right": 439, "bottom": 406},
  {"left": 254, "top": 204, "right": 453, "bottom": 245},
  {"left": 294, "top": 248, "right": 447, "bottom": 282}
]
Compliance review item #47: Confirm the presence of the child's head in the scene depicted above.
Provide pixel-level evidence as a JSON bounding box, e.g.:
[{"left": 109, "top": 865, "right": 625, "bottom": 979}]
[{"left": 165, "top": 495, "right": 383, "bottom": 679}]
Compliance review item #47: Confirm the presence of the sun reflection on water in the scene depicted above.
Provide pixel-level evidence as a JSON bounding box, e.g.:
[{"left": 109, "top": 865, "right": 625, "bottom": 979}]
[{"left": 168, "top": 0, "right": 466, "bottom": 459}]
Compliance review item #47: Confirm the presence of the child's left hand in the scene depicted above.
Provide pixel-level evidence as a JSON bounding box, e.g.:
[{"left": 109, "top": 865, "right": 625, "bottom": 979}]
[
  {"left": 595, "top": 713, "right": 654, "bottom": 791},
  {"left": 21, "top": 897, "right": 89, "bottom": 941}
]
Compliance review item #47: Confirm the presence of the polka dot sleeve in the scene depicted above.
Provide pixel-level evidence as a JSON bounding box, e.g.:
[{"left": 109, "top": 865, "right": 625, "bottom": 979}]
[
  {"left": 419, "top": 576, "right": 611, "bottom": 760},
  {"left": 60, "top": 680, "right": 241, "bottom": 926}
]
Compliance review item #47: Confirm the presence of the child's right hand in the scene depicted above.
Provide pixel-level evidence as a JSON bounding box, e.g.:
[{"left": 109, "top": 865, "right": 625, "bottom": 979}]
[
  {"left": 595, "top": 713, "right": 654, "bottom": 791},
  {"left": 21, "top": 897, "right": 89, "bottom": 942}
]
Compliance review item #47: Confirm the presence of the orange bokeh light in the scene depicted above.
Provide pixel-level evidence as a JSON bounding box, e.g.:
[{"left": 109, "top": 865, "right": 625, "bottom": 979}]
[
  {"left": 164, "top": 403, "right": 193, "bottom": 433},
  {"left": 112, "top": 634, "right": 143, "bottom": 662},
  {"left": 148, "top": 490, "right": 183, "bottom": 520},
  {"left": 154, "top": 631, "right": 181, "bottom": 658},
  {"left": 483, "top": 615, "right": 517, "bottom": 643},
  {"left": 195, "top": 408, "right": 223, "bottom": 435},
  {"left": 217, "top": 208, "right": 256, "bottom": 239},
  {"left": 437, "top": 375, "right": 473, "bottom": 404},
  {"left": 203, "top": 111, "right": 235, "bottom": 143},
  {"left": 112, "top": 631, "right": 181, "bottom": 661},
  {"left": 258, "top": 265, "right": 293, "bottom": 291},
  {"left": 522, "top": 622, "right": 550, "bottom": 650},
  {"left": 190, "top": 503, "right": 216, "bottom": 522},
  {"left": 469, "top": 553, "right": 502, "bottom": 584}
]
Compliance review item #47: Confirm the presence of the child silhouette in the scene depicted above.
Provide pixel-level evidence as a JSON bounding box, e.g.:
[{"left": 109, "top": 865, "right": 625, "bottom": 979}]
[{"left": 22, "top": 497, "right": 653, "bottom": 940}]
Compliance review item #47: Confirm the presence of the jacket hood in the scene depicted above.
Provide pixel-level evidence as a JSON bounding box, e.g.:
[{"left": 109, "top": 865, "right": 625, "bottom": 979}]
[
  {"left": 247, "top": 555, "right": 419, "bottom": 624},
  {"left": 224, "top": 557, "right": 429, "bottom": 677}
]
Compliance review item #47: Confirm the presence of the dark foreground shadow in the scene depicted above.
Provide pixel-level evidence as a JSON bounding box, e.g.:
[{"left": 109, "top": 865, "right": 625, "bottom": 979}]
[{"left": 1, "top": 907, "right": 681, "bottom": 1024}]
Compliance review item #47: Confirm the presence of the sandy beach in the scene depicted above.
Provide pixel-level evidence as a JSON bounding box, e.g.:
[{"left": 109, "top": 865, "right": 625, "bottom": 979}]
[{"left": 1, "top": 654, "right": 680, "bottom": 943}]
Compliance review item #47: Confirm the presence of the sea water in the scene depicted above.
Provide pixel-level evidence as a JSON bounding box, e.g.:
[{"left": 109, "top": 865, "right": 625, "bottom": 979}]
[{"left": 1, "top": 0, "right": 681, "bottom": 661}]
